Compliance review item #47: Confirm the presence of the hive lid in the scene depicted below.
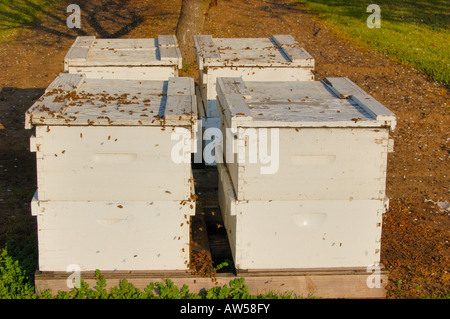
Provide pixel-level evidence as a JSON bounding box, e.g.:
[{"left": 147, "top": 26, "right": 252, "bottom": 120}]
[
  {"left": 216, "top": 77, "right": 396, "bottom": 131},
  {"left": 64, "top": 35, "right": 182, "bottom": 70},
  {"left": 194, "top": 35, "right": 314, "bottom": 70},
  {"left": 25, "top": 73, "right": 196, "bottom": 129}
]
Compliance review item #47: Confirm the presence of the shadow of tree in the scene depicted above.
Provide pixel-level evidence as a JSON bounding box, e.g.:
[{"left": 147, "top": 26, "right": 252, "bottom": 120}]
[
  {"left": 257, "top": 0, "right": 308, "bottom": 19},
  {"left": 82, "top": 0, "right": 144, "bottom": 38},
  {"left": 0, "top": 0, "right": 147, "bottom": 39},
  {"left": 295, "top": 0, "right": 449, "bottom": 29},
  {"left": 0, "top": 87, "right": 42, "bottom": 247}
]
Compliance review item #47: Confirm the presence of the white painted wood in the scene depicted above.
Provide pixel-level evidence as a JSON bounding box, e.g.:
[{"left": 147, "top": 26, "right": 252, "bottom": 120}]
[
  {"left": 63, "top": 36, "right": 95, "bottom": 71},
  {"left": 25, "top": 74, "right": 196, "bottom": 128},
  {"left": 194, "top": 35, "right": 315, "bottom": 121},
  {"left": 271, "top": 35, "right": 313, "bottom": 63},
  {"left": 323, "top": 77, "right": 397, "bottom": 131},
  {"left": 202, "top": 117, "right": 221, "bottom": 166},
  {"left": 157, "top": 35, "right": 183, "bottom": 69},
  {"left": 217, "top": 162, "right": 387, "bottom": 270},
  {"left": 31, "top": 191, "right": 195, "bottom": 271},
  {"left": 67, "top": 66, "right": 176, "bottom": 81},
  {"left": 217, "top": 78, "right": 397, "bottom": 129},
  {"left": 193, "top": 35, "right": 221, "bottom": 70},
  {"left": 26, "top": 74, "right": 197, "bottom": 201},
  {"left": 202, "top": 67, "right": 315, "bottom": 118},
  {"left": 64, "top": 36, "right": 182, "bottom": 78},
  {"left": 33, "top": 125, "right": 194, "bottom": 201},
  {"left": 216, "top": 78, "right": 396, "bottom": 201},
  {"left": 165, "top": 77, "right": 197, "bottom": 121},
  {"left": 194, "top": 36, "right": 314, "bottom": 68},
  {"left": 72, "top": 36, "right": 96, "bottom": 47}
]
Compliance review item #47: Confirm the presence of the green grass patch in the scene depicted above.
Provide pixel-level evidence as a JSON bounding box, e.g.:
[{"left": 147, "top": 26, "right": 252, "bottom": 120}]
[
  {"left": 298, "top": 0, "right": 450, "bottom": 86},
  {"left": 0, "top": 0, "right": 61, "bottom": 40}
]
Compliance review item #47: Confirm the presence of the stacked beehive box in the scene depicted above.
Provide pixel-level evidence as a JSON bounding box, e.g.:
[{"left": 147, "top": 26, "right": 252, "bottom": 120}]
[
  {"left": 193, "top": 35, "right": 315, "bottom": 165},
  {"left": 26, "top": 37, "right": 197, "bottom": 272},
  {"left": 64, "top": 35, "right": 182, "bottom": 80},
  {"left": 215, "top": 77, "right": 396, "bottom": 270}
]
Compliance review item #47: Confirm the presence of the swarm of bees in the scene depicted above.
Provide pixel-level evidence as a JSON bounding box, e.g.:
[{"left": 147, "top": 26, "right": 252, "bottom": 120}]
[{"left": 189, "top": 248, "right": 216, "bottom": 280}]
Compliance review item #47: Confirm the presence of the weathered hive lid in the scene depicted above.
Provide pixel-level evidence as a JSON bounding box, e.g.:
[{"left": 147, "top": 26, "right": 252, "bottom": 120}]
[
  {"left": 64, "top": 35, "right": 182, "bottom": 70},
  {"left": 194, "top": 35, "right": 314, "bottom": 70},
  {"left": 25, "top": 73, "right": 196, "bottom": 129},
  {"left": 216, "top": 77, "right": 396, "bottom": 131}
]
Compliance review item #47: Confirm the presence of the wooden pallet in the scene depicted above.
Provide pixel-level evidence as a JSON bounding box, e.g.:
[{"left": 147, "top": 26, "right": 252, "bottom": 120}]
[
  {"left": 35, "top": 267, "right": 387, "bottom": 299},
  {"left": 34, "top": 168, "right": 388, "bottom": 298}
]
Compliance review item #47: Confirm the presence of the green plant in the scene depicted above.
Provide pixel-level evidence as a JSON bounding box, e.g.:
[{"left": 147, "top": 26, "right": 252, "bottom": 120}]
[
  {"left": 150, "top": 279, "right": 200, "bottom": 299},
  {"left": 0, "top": 244, "right": 36, "bottom": 299},
  {"left": 0, "top": 243, "right": 309, "bottom": 299},
  {"left": 204, "top": 278, "right": 254, "bottom": 299},
  {"left": 181, "top": 62, "right": 191, "bottom": 73},
  {"left": 213, "top": 260, "right": 229, "bottom": 272}
]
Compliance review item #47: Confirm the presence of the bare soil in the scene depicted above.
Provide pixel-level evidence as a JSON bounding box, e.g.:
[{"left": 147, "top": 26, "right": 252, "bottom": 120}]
[{"left": 0, "top": 0, "right": 448, "bottom": 298}]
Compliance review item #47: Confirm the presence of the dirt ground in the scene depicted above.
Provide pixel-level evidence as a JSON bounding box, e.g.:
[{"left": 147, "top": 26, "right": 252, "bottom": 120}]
[{"left": 0, "top": 0, "right": 448, "bottom": 298}]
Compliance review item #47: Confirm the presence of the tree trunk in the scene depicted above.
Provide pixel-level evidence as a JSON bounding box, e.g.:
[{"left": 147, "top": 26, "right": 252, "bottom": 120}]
[{"left": 176, "top": 0, "right": 212, "bottom": 65}]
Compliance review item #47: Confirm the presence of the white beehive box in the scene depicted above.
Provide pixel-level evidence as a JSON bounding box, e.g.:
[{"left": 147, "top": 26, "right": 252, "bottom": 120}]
[
  {"left": 25, "top": 73, "right": 197, "bottom": 201},
  {"left": 64, "top": 35, "right": 182, "bottom": 80},
  {"left": 31, "top": 190, "right": 196, "bottom": 271},
  {"left": 217, "top": 161, "right": 387, "bottom": 270},
  {"left": 194, "top": 35, "right": 315, "bottom": 119},
  {"left": 216, "top": 77, "right": 396, "bottom": 201}
]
